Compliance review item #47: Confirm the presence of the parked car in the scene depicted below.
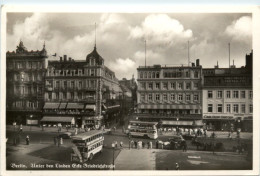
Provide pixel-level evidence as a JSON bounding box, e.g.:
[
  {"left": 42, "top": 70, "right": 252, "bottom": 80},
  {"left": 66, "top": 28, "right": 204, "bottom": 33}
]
[
  {"left": 58, "top": 132, "right": 72, "bottom": 139},
  {"left": 182, "top": 134, "right": 196, "bottom": 140},
  {"left": 168, "top": 135, "right": 185, "bottom": 149}
]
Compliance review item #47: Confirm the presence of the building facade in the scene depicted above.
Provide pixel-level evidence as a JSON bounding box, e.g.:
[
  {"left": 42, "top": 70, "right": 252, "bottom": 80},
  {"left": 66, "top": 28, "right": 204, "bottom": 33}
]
[
  {"left": 202, "top": 51, "right": 253, "bottom": 132},
  {"left": 136, "top": 60, "right": 203, "bottom": 128},
  {"left": 43, "top": 46, "right": 122, "bottom": 129},
  {"left": 6, "top": 41, "right": 47, "bottom": 125}
]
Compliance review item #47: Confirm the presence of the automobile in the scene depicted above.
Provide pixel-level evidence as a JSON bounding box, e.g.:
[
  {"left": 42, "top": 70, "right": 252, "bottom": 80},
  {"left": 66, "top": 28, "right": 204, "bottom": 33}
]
[
  {"left": 168, "top": 135, "right": 186, "bottom": 149},
  {"left": 58, "top": 132, "right": 72, "bottom": 139},
  {"left": 182, "top": 134, "right": 196, "bottom": 140}
]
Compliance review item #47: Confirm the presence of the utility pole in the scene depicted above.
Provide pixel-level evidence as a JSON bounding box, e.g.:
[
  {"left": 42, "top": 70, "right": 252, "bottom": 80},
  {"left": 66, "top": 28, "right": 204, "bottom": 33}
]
[
  {"left": 145, "top": 40, "right": 146, "bottom": 67},
  {"left": 228, "top": 43, "right": 230, "bottom": 68},
  {"left": 188, "top": 40, "right": 190, "bottom": 67}
]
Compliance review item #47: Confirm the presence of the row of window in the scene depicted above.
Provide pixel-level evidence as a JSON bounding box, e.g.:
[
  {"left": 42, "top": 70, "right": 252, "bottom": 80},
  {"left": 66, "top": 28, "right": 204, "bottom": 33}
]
[
  {"left": 12, "top": 100, "right": 39, "bottom": 108},
  {"left": 139, "top": 109, "right": 200, "bottom": 114},
  {"left": 139, "top": 70, "right": 200, "bottom": 79},
  {"left": 47, "top": 92, "right": 96, "bottom": 100},
  {"left": 208, "top": 90, "right": 253, "bottom": 99},
  {"left": 207, "top": 104, "right": 253, "bottom": 113},
  {"left": 15, "top": 86, "right": 43, "bottom": 95},
  {"left": 46, "top": 80, "right": 97, "bottom": 89},
  {"left": 140, "top": 81, "right": 199, "bottom": 90},
  {"left": 13, "top": 73, "right": 43, "bottom": 82},
  {"left": 48, "top": 69, "right": 96, "bottom": 77},
  {"left": 140, "top": 93, "right": 199, "bottom": 101},
  {"left": 8, "top": 61, "right": 44, "bottom": 69},
  {"left": 86, "top": 141, "right": 103, "bottom": 152}
]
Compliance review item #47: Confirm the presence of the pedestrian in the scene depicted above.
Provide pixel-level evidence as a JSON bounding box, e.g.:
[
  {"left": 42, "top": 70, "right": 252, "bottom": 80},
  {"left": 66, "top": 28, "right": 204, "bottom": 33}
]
[
  {"left": 26, "top": 135, "right": 30, "bottom": 145},
  {"left": 134, "top": 140, "right": 137, "bottom": 149},
  {"left": 150, "top": 141, "right": 153, "bottom": 149},
  {"left": 147, "top": 141, "right": 150, "bottom": 149},
  {"left": 20, "top": 124, "right": 23, "bottom": 132},
  {"left": 54, "top": 137, "right": 57, "bottom": 146},
  {"left": 129, "top": 140, "right": 131, "bottom": 149},
  {"left": 57, "top": 136, "right": 60, "bottom": 147},
  {"left": 115, "top": 141, "right": 118, "bottom": 148},
  {"left": 120, "top": 141, "right": 123, "bottom": 148},
  {"left": 156, "top": 140, "right": 159, "bottom": 149},
  {"left": 142, "top": 141, "right": 145, "bottom": 149},
  {"left": 228, "top": 131, "right": 232, "bottom": 140},
  {"left": 131, "top": 140, "right": 134, "bottom": 148},
  {"left": 184, "top": 141, "right": 187, "bottom": 152},
  {"left": 175, "top": 163, "right": 180, "bottom": 170}
]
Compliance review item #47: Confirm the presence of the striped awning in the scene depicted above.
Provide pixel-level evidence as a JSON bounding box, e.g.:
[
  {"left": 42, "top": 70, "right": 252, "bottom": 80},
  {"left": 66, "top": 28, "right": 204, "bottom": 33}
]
[
  {"left": 162, "top": 120, "right": 203, "bottom": 126},
  {"left": 43, "top": 103, "right": 60, "bottom": 109},
  {"left": 85, "top": 104, "right": 96, "bottom": 110},
  {"left": 41, "top": 116, "right": 74, "bottom": 123},
  {"left": 59, "top": 103, "right": 67, "bottom": 109},
  {"left": 107, "top": 105, "right": 120, "bottom": 109},
  {"left": 66, "top": 103, "right": 84, "bottom": 109}
]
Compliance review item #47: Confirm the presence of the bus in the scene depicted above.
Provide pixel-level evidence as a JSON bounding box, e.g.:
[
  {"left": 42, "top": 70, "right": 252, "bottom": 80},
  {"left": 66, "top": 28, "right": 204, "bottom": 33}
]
[
  {"left": 128, "top": 121, "right": 158, "bottom": 139},
  {"left": 71, "top": 130, "right": 104, "bottom": 161}
]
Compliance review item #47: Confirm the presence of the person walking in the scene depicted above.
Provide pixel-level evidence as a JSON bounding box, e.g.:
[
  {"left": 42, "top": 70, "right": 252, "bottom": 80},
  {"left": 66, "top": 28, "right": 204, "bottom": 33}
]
[
  {"left": 134, "top": 140, "right": 137, "bottom": 149},
  {"left": 26, "top": 135, "right": 30, "bottom": 145},
  {"left": 175, "top": 163, "right": 180, "bottom": 170},
  {"left": 156, "top": 140, "right": 159, "bottom": 149},
  {"left": 20, "top": 124, "right": 23, "bottom": 132},
  {"left": 142, "top": 141, "right": 145, "bottom": 149},
  {"left": 115, "top": 141, "right": 118, "bottom": 148},
  {"left": 150, "top": 141, "right": 153, "bottom": 149},
  {"left": 120, "top": 141, "right": 123, "bottom": 148},
  {"left": 147, "top": 141, "right": 150, "bottom": 149},
  {"left": 54, "top": 137, "right": 57, "bottom": 146}
]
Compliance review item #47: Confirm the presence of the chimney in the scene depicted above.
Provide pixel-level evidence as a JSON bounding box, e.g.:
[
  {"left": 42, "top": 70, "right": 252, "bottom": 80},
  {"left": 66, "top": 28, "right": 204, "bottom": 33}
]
[
  {"left": 196, "top": 59, "right": 200, "bottom": 66},
  {"left": 192, "top": 63, "right": 195, "bottom": 67},
  {"left": 60, "top": 57, "right": 62, "bottom": 62},
  {"left": 214, "top": 61, "right": 219, "bottom": 68},
  {"left": 69, "top": 57, "right": 72, "bottom": 61},
  {"left": 64, "top": 55, "right": 67, "bottom": 62}
]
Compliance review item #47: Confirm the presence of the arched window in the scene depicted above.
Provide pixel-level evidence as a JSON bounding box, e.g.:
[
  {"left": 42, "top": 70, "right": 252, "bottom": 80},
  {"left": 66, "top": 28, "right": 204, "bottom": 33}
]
[
  {"left": 152, "top": 72, "right": 155, "bottom": 78},
  {"left": 156, "top": 72, "right": 160, "bottom": 78},
  {"left": 144, "top": 72, "right": 147, "bottom": 78},
  {"left": 148, "top": 72, "right": 151, "bottom": 78}
]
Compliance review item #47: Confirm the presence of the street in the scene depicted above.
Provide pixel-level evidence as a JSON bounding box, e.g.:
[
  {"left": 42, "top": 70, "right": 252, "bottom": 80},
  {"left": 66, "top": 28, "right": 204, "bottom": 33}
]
[{"left": 6, "top": 124, "right": 252, "bottom": 170}]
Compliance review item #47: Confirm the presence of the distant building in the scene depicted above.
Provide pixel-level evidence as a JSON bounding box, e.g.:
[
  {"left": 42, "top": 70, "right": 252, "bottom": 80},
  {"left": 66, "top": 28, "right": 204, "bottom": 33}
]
[
  {"left": 43, "top": 46, "right": 122, "bottom": 128},
  {"left": 6, "top": 41, "right": 47, "bottom": 125},
  {"left": 202, "top": 50, "right": 253, "bottom": 132},
  {"left": 136, "top": 60, "right": 203, "bottom": 129},
  {"left": 119, "top": 76, "right": 138, "bottom": 108}
]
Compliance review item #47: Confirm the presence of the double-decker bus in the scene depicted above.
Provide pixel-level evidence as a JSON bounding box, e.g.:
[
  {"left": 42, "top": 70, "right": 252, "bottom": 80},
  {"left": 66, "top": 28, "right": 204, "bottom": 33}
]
[
  {"left": 128, "top": 121, "right": 158, "bottom": 139},
  {"left": 71, "top": 130, "right": 104, "bottom": 161}
]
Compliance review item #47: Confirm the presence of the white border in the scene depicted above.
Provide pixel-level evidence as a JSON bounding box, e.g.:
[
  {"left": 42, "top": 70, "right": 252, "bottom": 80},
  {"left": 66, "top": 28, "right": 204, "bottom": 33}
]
[{"left": 1, "top": 5, "right": 259, "bottom": 176}]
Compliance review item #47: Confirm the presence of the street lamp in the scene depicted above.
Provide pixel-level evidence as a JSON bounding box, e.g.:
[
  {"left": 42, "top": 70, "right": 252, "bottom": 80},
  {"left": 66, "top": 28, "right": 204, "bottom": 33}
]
[
  {"left": 112, "top": 143, "right": 115, "bottom": 170},
  {"left": 30, "top": 115, "right": 33, "bottom": 131},
  {"left": 13, "top": 121, "right": 17, "bottom": 145},
  {"left": 176, "top": 118, "right": 179, "bottom": 135}
]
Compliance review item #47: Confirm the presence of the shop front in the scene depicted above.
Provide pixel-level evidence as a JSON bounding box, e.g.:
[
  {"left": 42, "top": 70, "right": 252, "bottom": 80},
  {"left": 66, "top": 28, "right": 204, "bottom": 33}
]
[
  {"left": 82, "top": 116, "right": 103, "bottom": 129},
  {"left": 40, "top": 116, "right": 75, "bottom": 127},
  {"left": 203, "top": 115, "right": 235, "bottom": 131}
]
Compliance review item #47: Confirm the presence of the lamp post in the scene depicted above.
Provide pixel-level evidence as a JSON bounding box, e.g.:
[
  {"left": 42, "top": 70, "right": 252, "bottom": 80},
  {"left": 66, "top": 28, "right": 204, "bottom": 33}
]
[
  {"left": 13, "top": 121, "right": 17, "bottom": 145},
  {"left": 176, "top": 118, "right": 179, "bottom": 135},
  {"left": 112, "top": 143, "right": 115, "bottom": 170},
  {"left": 30, "top": 115, "right": 33, "bottom": 131}
]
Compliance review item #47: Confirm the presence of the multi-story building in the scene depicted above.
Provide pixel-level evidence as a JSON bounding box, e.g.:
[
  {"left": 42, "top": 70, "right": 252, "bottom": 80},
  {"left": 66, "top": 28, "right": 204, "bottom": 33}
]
[
  {"left": 42, "top": 46, "right": 122, "bottom": 129},
  {"left": 136, "top": 60, "right": 203, "bottom": 129},
  {"left": 202, "top": 51, "right": 253, "bottom": 132},
  {"left": 6, "top": 41, "right": 47, "bottom": 125}
]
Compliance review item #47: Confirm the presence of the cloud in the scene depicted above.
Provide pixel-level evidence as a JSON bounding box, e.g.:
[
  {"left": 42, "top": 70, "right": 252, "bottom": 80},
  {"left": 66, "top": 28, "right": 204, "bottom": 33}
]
[
  {"left": 129, "top": 14, "right": 193, "bottom": 48},
  {"left": 108, "top": 58, "right": 136, "bottom": 78},
  {"left": 224, "top": 16, "right": 252, "bottom": 41}
]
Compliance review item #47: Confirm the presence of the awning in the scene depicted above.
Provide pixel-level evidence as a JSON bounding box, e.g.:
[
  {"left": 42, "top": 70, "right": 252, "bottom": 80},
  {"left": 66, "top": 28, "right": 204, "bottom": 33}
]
[
  {"left": 59, "top": 103, "right": 67, "bottom": 109},
  {"left": 43, "top": 102, "right": 60, "bottom": 109},
  {"left": 162, "top": 120, "right": 203, "bottom": 126},
  {"left": 41, "top": 116, "right": 74, "bottom": 123},
  {"left": 102, "top": 104, "right": 107, "bottom": 110},
  {"left": 85, "top": 104, "right": 96, "bottom": 110},
  {"left": 107, "top": 105, "right": 120, "bottom": 109},
  {"left": 66, "top": 103, "right": 84, "bottom": 109}
]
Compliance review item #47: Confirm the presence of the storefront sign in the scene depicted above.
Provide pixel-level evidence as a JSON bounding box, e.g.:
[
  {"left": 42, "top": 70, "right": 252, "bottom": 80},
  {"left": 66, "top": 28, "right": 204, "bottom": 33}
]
[{"left": 203, "top": 115, "right": 233, "bottom": 119}]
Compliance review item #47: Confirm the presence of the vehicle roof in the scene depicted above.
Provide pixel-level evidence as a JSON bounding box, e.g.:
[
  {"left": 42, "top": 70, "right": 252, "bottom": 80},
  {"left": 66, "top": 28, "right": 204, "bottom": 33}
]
[
  {"left": 129, "top": 120, "right": 158, "bottom": 125},
  {"left": 71, "top": 130, "right": 103, "bottom": 140}
]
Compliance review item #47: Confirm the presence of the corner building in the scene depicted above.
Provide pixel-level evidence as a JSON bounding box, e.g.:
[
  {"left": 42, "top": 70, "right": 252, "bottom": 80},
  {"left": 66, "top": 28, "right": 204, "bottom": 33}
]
[
  {"left": 202, "top": 51, "right": 253, "bottom": 132},
  {"left": 43, "top": 46, "right": 122, "bottom": 129},
  {"left": 136, "top": 61, "right": 203, "bottom": 128},
  {"left": 6, "top": 41, "right": 47, "bottom": 125}
]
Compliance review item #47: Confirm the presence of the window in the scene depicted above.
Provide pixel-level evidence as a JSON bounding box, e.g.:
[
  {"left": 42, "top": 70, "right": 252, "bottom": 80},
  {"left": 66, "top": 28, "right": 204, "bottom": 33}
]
[
  {"left": 208, "top": 104, "right": 213, "bottom": 112},
  {"left": 156, "top": 72, "right": 160, "bottom": 78},
  {"left": 155, "top": 94, "right": 160, "bottom": 101},
  {"left": 186, "top": 71, "right": 190, "bottom": 77},
  {"left": 63, "top": 93, "right": 67, "bottom": 99},
  {"left": 152, "top": 72, "right": 155, "bottom": 78},
  {"left": 194, "top": 71, "right": 199, "bottom": 78},
  {"left": 217, "top": 104, "right": 222, "bottom": 113},
  {"left": 226, "top": 104, "right": 231, "bottom": 113},
  {"left": 194, "top": 83, "right": 199, "bottom": 89},
  {"left": 141, "top": 94, "right": 145, "bottom": 101},
  {"left": 148, "top": 72, "right": 151, "bottom": 78},
  {"left": 148, "top": 83, "right": 153, "bottom": 89},
  {"left": 163, "top": 83, "right": 168, "bottom": 89},
  {"left": 217, "top": 91, "right": 222, "bottom": 98},
  {"left": 71, "top": 81, "right": 75, "bottom": 88},
  {"left": 141, "top": 83, "right": 146, "bottom": 89},
  {"left": 233, "top": 91, "right": 239, "bottom": 98},
  {"left": 241, "top": 91, "right": 246, "bottom": 99},
  {"left": 241, "top": 104, "right": 245, "bottom": 113},
  {"left": 226, "top": 91, "right": 231, "bottom": 98},
  {"left": 249, "top": 91, "right": 253, "bottom": 99},
  {"left": 79, "top": 81, "right": 82, "bottom": 89},
  {"left": 155, "top": 83, "right": 160, "bottom": 89},
  {"left": 78, "top": 92, "right": 82, "bottom": 99},
  {"left": 64, "top": 81, "right": 67, "bottom": 89},
  {"left": 170, "top": 82, "right": 175, "bottom": 89},
  {"left": 186, "top": 94, "right": 191, "bottom": 101},
  {"left": 48, "top": 93, "right": 52, "bottom": 100},
  {"left": 170, "top": 94, "right": 175, "bottom": 101},
  {"left": 163, "top": 94, "right": 167, "bottom": 101},
  {"left": 186, "top": 83, "right": 191, "bottom": 90},
  {"left": 140, "top": 72, "right": 143, "bottom": 78},
  {"left": 71, "top": 92, "right": 74, "bottom": 99},
  {"left": 178, "top": 83, "right": 182, "bottom": 90},
  {"left": 178, "top": 94, "right": 183, "bottom": 101},
  {"left": 194, "top": 94, "right": 199, "bottom": 101},
  {"left": 249, "top": 104, "right": 253, "bottom": 113},
  {"left": 144, "top": 72, "right": 147, "bottom": 78},
  {"left": 208, "top": 91, "right": 213, "bottom": 98},
  {"left": 233, "top": 104, "right": 239, "bottom": 113},
  {"left": 148, "top": 94, "right": 153, "bottom": 101},
  {"left": 90, "top": 69, "right": 95, "bottom": 76}
]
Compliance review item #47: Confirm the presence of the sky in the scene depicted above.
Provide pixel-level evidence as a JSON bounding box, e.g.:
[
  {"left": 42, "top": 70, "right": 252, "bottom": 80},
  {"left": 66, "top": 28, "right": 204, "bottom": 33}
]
[{"left": 6, "top": 13, "right": 252, "bottom": 79}]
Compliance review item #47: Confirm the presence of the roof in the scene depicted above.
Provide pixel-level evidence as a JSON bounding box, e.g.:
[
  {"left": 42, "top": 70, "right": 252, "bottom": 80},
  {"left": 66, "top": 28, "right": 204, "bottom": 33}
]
[
  {"left": 86, "top": 46, "right": 104, "bottom": 65},
  {"left": 59, "top": 102, "right": 67, "bottom": 109},
  {"left": 66, "top": 103, "right": 84, "bottom": 109},
  {"left": 41, "top": 116, "right": 74, "bottom": 122},
  {"left": 71, "top": 130, "right": 103, "bottom": 140},
  {"left": 129, "top": 121, "right": 158, "bottom": 125},
  {"left": 43, "top": 103, "right": 60, "bottom": 109}
]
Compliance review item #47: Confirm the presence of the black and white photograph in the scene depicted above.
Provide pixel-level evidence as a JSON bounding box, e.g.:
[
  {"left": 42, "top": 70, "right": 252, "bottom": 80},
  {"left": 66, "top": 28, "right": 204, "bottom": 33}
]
[{"left": 1, "top": 5, "right": 260, "bottom": 175}]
